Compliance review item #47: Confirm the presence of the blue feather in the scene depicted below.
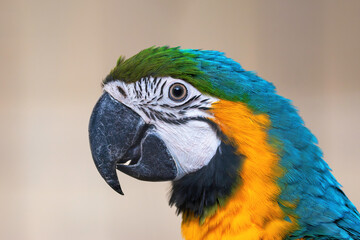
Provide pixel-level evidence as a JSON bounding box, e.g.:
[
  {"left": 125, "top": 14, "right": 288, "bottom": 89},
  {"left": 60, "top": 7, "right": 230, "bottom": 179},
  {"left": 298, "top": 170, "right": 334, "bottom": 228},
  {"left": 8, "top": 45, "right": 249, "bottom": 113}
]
[{"left": 180, "top": 49, "right": 360, "bottom": 239}]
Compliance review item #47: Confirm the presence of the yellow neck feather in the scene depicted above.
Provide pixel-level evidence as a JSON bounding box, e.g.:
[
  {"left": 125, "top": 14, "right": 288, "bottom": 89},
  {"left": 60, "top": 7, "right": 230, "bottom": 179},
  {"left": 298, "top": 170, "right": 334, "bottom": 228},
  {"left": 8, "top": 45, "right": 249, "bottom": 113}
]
[{"left": 181, "top": 100, "right": 298, "bottom": 240}]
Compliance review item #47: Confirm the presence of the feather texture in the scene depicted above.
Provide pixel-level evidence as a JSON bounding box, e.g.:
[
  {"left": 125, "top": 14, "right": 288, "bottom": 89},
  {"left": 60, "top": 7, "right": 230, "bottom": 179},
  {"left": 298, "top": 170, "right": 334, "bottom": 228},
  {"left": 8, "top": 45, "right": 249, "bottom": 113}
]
[{"left": 108, "top": 46, "right": 360, "bottom": 239}]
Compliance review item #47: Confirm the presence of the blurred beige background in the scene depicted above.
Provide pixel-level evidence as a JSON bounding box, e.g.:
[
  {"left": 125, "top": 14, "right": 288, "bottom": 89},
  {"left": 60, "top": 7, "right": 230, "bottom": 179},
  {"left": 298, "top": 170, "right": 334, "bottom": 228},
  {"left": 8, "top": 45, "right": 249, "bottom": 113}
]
[{"left": 1, "top": 0, "right": 359, "bottom": 239}]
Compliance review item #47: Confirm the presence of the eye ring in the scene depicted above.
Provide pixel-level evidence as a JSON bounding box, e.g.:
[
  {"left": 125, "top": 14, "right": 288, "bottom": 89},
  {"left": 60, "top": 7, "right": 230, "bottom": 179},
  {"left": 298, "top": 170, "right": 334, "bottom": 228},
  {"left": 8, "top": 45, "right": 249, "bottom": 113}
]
[{"left": 168, "top": 83, "right": 188, "bottom": 102}]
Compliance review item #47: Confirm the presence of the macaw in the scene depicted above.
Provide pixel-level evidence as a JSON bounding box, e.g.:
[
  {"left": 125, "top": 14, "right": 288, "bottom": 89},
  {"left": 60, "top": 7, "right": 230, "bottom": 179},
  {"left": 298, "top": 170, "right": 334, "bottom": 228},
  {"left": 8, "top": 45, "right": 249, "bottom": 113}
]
[{"left": 89, "top": 46, "right": 360, "bottom": 240}]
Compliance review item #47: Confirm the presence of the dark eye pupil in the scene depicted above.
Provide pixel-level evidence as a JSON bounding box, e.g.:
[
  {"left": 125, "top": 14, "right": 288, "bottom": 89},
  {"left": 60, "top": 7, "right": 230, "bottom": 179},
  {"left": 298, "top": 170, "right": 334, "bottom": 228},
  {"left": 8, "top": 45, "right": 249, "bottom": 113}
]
[
  {"left": 169, "top": 83, "right": 187, "bottom": 102},
  {"left": 172, "top": 86, "right": 184, "bottom": 97}
]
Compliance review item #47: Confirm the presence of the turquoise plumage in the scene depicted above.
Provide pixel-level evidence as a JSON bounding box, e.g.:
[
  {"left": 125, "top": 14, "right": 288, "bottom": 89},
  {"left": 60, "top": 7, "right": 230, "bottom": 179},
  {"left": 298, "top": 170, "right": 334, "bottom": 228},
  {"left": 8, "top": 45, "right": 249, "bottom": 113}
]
[
  {"left": 182, "top": 48, "right": 360, "bottom": 239},
  {"left": 90, "top": 46, "right": 360, "bottom": 239}
]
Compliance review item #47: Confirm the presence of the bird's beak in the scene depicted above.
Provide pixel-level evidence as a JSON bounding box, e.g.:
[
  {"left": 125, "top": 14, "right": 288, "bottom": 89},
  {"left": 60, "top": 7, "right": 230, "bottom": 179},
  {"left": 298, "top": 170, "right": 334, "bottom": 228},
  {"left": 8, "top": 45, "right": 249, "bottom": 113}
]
[{"left": 89, "top": 92, "right": 177, "bottom": 195}]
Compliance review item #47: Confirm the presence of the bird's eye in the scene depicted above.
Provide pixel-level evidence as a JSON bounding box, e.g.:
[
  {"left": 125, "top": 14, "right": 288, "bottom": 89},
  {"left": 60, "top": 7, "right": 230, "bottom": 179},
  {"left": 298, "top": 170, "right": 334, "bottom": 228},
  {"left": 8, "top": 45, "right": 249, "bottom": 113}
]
[{"left": 169, "top": 83, "right": 187, "bottom": 102}]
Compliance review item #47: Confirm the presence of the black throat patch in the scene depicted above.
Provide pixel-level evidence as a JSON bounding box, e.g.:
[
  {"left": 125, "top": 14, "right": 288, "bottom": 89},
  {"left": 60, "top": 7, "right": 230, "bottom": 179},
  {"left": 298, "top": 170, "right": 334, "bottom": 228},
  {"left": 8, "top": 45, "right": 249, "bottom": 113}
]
[{"left": 169, "top": 140, "right": 243, "bottom": 220}]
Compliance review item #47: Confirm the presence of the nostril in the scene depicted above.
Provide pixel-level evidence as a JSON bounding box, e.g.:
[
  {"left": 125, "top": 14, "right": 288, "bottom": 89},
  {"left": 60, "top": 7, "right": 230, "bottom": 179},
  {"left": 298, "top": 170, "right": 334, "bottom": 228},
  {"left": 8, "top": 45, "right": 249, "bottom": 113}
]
[{"left": 117, "top": 86, "right": 127, "bottom": 98}]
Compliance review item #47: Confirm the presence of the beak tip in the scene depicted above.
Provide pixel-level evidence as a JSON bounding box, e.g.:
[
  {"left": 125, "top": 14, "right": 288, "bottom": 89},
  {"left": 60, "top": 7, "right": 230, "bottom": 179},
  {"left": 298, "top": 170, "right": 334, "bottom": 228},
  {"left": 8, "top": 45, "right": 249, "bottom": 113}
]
[
  {"left": 114, "top": 184, "right": 124, "bottom": 195},
  {"left": 105, "top": 175, "right": 125, "bottom": 195},
  {"left": 114, "top": 187, "right": 124, "bottom": 195},
  {"left": 108, "top": 180, "right": 124, "bottom": 195}
]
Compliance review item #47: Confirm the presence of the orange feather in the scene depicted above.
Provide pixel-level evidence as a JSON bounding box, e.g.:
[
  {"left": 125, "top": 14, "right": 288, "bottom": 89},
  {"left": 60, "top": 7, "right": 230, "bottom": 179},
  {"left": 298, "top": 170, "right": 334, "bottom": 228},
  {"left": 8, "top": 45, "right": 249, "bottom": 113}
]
[{"left": 181, "top": 100, "right": 298, "bottom": 240}]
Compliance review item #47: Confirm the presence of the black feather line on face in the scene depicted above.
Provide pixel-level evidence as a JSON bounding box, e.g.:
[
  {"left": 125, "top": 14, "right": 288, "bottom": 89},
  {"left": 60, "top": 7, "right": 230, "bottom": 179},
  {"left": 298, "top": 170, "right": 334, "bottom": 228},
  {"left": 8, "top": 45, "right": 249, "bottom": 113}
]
[
  {"left": 154, "top": 77, "right": 161, "bottom": 91},
  {"left": 144, "top": 77, "right": 148, "bottom": 94},
  {"left": 138, "top": 81, "right": 142, "bottom": 92},
  {"left": 159, "top": 80, "right": 167, "bottom": 96},
  {"left": 117, "top": 86, "right": 127, "bottom": 98},
  {"left": 169, "top": 132, "right": 243, "bottom": 219},
  {"left": 172, "top": 95, "right": 200, "bottom": 109},
  {"left": 156, "top": 94, "right": 163, "bottom": 101}
]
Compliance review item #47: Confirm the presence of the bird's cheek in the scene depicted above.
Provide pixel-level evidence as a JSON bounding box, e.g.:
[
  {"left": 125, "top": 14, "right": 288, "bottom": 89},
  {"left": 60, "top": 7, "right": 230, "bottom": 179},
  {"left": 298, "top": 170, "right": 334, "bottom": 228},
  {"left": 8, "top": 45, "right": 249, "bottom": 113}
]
[{"left": 155, "top": 121, "right": 221, "bottom": 179}]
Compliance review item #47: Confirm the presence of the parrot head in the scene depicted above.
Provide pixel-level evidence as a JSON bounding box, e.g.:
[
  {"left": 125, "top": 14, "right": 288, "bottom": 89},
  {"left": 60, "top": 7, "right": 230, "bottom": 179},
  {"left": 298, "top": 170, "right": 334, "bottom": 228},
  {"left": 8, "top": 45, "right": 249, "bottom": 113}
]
[
  {"left": 89, "top": 46, "right": 248, "bottom": 214},
  {"left": 89, "top": 46, "right": 360, "bottom": 239}
]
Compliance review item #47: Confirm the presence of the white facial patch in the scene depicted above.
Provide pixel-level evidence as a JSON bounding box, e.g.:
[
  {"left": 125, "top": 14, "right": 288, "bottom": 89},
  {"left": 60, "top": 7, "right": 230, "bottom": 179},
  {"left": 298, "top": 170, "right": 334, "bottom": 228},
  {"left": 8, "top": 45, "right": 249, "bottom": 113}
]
[
  {"left": 155, "top": 120, "right": 220, "bottom": 179},
  {"left": 104, "top": 77, "right": 221, "bottom": 178}
]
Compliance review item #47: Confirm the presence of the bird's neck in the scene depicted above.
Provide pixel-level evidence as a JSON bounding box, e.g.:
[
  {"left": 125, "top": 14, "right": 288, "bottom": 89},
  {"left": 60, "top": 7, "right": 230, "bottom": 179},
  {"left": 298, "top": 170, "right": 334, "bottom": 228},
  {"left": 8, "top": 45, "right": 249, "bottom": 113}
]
[
  {"left": 178, "top": 100, "right": 299, "bottom": 240},
  {"left": 169, "top": 139, "right": 242, "bottom": 219}
]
